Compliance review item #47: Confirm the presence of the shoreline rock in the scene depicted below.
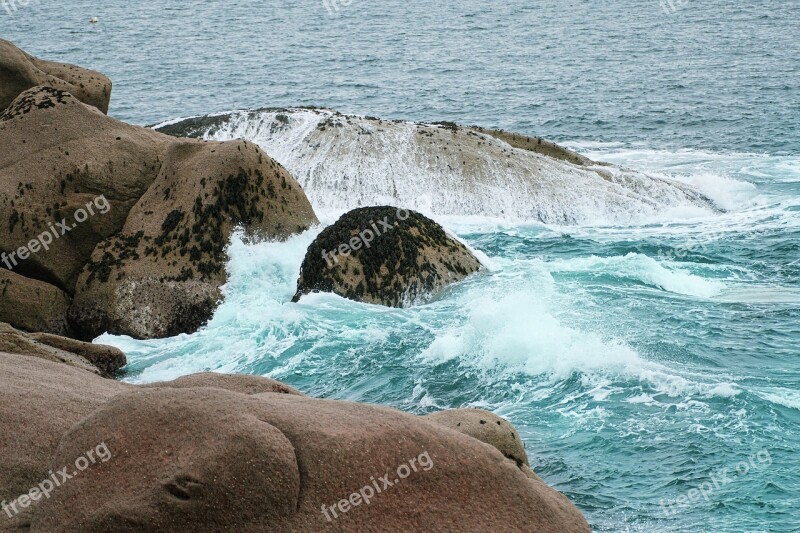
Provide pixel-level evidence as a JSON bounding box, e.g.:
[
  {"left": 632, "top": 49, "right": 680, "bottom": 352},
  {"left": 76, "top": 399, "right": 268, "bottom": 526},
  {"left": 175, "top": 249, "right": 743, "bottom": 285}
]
[
  {"left": 0, "top": 39, "right": 112, "bottom": 114},
  {"left": 294, "top": 206, "right": 482, "bottom": 307},
  {"left": 0, "top": 353, "right": 590, "bottom": 532}
]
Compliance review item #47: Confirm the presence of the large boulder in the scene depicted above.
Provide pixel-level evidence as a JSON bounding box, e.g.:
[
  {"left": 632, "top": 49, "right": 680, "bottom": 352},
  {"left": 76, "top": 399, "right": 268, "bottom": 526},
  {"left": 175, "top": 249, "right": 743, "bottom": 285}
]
[
  {"left": 69, "top": 139, "right": 318, "bottom": 340},
  {"left": 0, "top": 84, "right": 317, "bottom": 341},
  {"left": 0, "top": 268, "right": 72, "bottom": 336},
  {"left": 29, "top": 387, "right": 589, "bottom": 532},
  {"left": 0, "top": 39, "right": 111, "bottom": 113},
  {"left": 0, "top": 86, "right": 167, "bottom": 292},
  {"left": 0, "top": 322, "right": 125, "bottom": 376},
  {"left": 294, "top": 206, "right": 481, "bottom": 307},
  {"left": 0, "top": 352, "right": 128, "bottom": 525}
]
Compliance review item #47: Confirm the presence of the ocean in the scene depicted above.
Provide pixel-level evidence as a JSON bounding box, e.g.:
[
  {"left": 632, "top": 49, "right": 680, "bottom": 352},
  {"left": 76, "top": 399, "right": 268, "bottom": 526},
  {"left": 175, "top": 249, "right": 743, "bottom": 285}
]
[{"left": 3, "top": 1, "right": 798, "bottom": 531}]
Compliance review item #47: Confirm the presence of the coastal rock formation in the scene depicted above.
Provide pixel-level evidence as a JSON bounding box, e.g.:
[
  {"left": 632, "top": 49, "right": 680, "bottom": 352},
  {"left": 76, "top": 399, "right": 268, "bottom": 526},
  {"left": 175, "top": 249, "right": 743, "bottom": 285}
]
[
  {"left": 425, "top": 408, "right": 530, "bottom": 468},
  {"left": 0, "top": 39, "right": 112, "bottom": 114},
  {"left": 29, "top": 386, "right": 590, "bottom": 532},
  {"left": 0, "top": 322, "right": 125, "bottom": 376},
  {"left": 293, "top": 206, "right": 481, "bottom": 307},
  {"left": 156, "top": 107, "right": 720, "bottom": 223},
  {"left": 0, "top": 269, "right": 72, "bottom": 336},
  {"left": 0, "top": 86, "right": 166, "bottom": 292},
  {"left": 69, "top": 139, "right": 317, "bottom": 340},
  {"left": 143, "top": 372, "right": 304, "bottom": 396},
  {"left": 0, "top": 352, "right": 129, "bottom": 525},
  {"left": 0, "top": 81, "right": 316, "bottom": 341}
]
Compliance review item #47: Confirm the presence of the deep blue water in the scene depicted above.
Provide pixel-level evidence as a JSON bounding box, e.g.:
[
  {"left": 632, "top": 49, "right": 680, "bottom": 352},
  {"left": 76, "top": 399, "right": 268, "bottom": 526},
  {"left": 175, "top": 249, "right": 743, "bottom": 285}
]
[{"left": 3, "top": 1, "right": 799, "bottom": 531}]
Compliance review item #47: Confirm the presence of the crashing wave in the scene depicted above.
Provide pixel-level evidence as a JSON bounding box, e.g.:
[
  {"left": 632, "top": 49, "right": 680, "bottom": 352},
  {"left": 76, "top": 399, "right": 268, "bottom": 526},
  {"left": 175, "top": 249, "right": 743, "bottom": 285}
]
[{"left": 154, "top": 108, "right": 719, "bottom": 224}]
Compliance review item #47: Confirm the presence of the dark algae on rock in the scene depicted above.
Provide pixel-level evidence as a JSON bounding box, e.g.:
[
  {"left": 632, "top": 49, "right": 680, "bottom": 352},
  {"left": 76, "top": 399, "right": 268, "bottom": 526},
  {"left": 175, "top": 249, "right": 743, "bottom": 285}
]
[{"left": 294, "top": 206, "right": 482, "bottom": 307}]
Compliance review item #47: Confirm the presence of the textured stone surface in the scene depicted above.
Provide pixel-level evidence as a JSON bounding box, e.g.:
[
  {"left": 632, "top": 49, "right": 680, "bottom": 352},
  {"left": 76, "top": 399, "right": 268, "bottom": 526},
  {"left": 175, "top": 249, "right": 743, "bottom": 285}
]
[{"left": 294, "top": 206, "right": 481, "bottom": 307}]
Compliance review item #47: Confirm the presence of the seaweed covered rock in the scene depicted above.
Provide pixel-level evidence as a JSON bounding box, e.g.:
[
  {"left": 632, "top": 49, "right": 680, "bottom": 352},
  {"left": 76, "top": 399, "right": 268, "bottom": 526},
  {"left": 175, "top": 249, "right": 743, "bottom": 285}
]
[
  {"left": 0, "top": 86, "right": 167, "bottom": 293},
  {"left": 70, "top": 140, "right": 318, "bottom": 340},
  {"left": 0, "top": 39, "right": 112, "bottom": 113},
  {"left": 293, "top": 206, "right": 481, "bottom": 307}
]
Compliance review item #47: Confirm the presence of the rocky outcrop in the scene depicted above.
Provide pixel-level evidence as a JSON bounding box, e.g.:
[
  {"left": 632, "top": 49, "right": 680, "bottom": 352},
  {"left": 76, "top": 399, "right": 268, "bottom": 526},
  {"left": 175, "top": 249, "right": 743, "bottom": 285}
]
[
  {"left": 155, "top": 107, "right": 721, "bottom": 223},
  {"left": 294, "top": 206, "right": 481, "bottom": 307},
  {"left": 143, "top": 372, "right": 304, "bottom": 396},
  {"left": 0, "top": 84, "right": 317, "bottom": 341},
  {"left": 468, "top": 126, "right": 595, "bottom": 167},
  {"left": 0, "top": 322, "right": 125, "bottom": 376},
  {"left": 0, "top": 352, "right": 129, "bottom": 525},
  {"left": 425, "top": 408, "right": 529, "bottom": 468},
  {"left": 0, "top": 86, "right": 167, "bottom": 292},
  {"left": 0, "top": 39, "right": 111, "bottom": 114},
  {"left": 28, "top": 386, "right": 589, "bottom": 532},
  {"left": 69, "top": 139, "right": 317, "bottom": 340},
  {"left": 0, "top": 269, "right": 71, "bottom": 336}
]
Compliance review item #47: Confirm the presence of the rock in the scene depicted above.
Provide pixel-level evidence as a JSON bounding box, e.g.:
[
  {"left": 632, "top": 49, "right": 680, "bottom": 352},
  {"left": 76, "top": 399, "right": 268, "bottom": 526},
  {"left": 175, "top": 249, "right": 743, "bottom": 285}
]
[
  {"left": 27, "top": 332, "right": 126, "bottom": 377},
  {"left": 143, "top": 372, "right": 304, "bottom": 396},
  {"left": 156, "top": 108, "right": 720, "bottom": 223},
  {"left": 0, "top": 268, "right": 72, "bottom": 336},
  {"left": 468, "top": 126, "right": 595, "bottom": 167},
  {"left": 29, "top": 387, "right": 589, "bottom": 532},
  {"left": 0, "top": 86, "right": 168, "bottom": 293},
  {"left": 69, "top": 139, "right": 318, "bottom": 340},
  {"left": 0, "top": 352, "right": 128, "bottom": 523},
  {"left": 0, "top": 322, "right": 125, "bottom": 377},
  {"left": 424, "top": 408, "right": 529, "bottom": 468},
  {"left": 294, "top": 206, "right": 481, "bottom": 307},
  {"left": 0, "top": 39, "right": 112, "bottom": 113},
  {"left": 0, "top": 85, "right": 317, "bottom": 340}
]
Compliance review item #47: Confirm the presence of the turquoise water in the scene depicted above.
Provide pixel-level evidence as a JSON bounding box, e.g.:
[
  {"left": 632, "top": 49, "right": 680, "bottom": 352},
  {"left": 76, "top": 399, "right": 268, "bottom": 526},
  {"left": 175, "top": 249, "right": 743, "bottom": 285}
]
[{"left": 4, "top": 1, "right": 800, "bottom": 531}]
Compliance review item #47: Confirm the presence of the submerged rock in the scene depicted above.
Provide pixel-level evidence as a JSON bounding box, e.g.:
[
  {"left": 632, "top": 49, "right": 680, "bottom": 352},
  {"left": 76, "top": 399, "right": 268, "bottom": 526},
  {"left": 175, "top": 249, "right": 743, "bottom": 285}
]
[
  {"left": 156, "top": 107, "right": 721, "bottom": 223},
  {"left": 294, "top": 206, "right": 481, "bottom": 307},
  {"left": 0, "top": 39, "right": 112, "bottom": 113}
]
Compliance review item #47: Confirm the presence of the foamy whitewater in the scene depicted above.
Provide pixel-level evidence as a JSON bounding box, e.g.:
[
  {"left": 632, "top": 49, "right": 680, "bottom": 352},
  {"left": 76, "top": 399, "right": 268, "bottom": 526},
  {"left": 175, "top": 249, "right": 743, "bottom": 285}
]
[{"left": 7, "top": 0, "right": 798, "bottom": 530}]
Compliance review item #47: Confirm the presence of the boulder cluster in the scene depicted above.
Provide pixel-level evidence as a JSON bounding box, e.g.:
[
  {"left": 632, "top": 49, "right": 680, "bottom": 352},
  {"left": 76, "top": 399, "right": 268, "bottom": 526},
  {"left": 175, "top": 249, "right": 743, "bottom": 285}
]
[
  {"left": 0, "top": 40, "right": 590, "bottom": 532},
  {"left": 0, "top": 354, "right": 590, "bottom": 532},
  {"left": 0, "top": 39, "right": 317, "bottom": 342}
]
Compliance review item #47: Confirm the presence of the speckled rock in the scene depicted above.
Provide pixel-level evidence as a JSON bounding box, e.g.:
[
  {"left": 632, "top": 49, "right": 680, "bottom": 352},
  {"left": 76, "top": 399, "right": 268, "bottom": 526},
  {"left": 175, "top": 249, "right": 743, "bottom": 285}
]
[
  {"left": 0, "top": 86, "right": 168, "bottom": 293},
  {"left": 0, "top": 39, "right": 112, "bottom": 113},
  {"left": 293, "top": 206, "right": 481, "bottom": 307},
  {"left": 424, "top": 408, "right": 529, "bottom": 468},
  {"left": 0, "top": 352, "right": 128, "bottom": 528},
  {"left": 70, "top": 140, "right": 318, "bottom": 340},
  {"left": 29, "top": 387, "right": 590, "bottom": 532}
]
